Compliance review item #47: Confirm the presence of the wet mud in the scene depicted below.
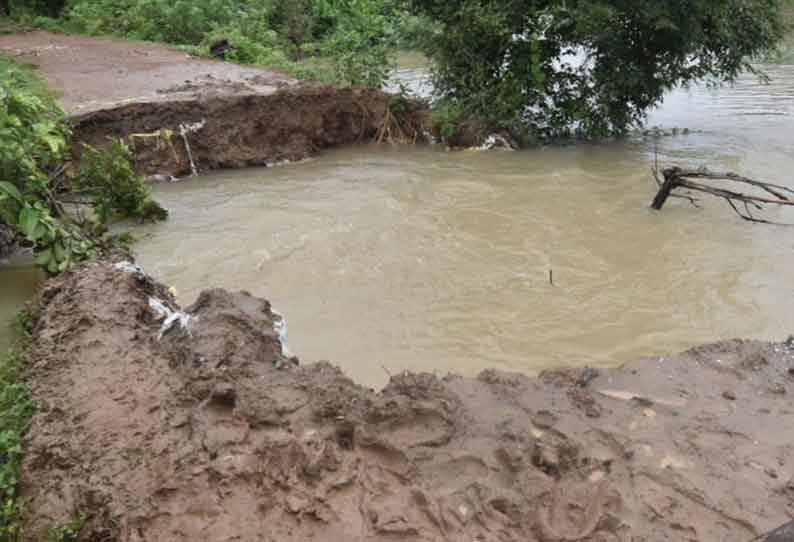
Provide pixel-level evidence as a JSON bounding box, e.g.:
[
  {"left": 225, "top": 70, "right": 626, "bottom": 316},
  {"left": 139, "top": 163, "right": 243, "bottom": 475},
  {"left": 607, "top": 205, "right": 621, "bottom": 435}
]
[
  {"left": 20, "top": 261, "right": 794, "bottom": 541},
  {"left": 71, "top": 86, "right": 426, "bottom": 178}
]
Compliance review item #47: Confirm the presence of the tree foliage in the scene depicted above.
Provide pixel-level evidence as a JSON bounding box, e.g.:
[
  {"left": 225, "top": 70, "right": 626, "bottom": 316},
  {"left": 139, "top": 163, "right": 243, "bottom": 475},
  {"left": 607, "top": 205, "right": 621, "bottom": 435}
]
[{"left": 410, "top": 0, "right": 786, "bottom": 137}]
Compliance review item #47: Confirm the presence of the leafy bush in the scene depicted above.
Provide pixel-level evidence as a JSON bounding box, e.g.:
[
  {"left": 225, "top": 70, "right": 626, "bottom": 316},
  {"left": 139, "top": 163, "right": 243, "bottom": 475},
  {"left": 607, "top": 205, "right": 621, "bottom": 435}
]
[
  {"left": 430, "top": 100, "right": 463, "bottom": 141},
  {"left": 50, "top": 0, "right": 399, "bottom": 87},
  {"left": 0, "top": 56, "right": 94, "bottom": 274},
  {"left": 77, "top": 139, "right": 168, "bottom": 223},
  {"left": 317, "top": 0, "right": 395, "bottom": 87},
  {"left": 0, "top": 56, "right": 166, "bottom": 274},
  {"left": 0, "top": 346, "right": 35, "bottom": 542}
]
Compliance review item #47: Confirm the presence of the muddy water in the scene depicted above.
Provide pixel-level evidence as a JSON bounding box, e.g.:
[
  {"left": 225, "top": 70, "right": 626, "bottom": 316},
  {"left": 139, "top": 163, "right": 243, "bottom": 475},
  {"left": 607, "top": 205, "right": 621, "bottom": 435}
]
[
  {"left": 0, "top": 259, "right": 40, "bottom": 351},
  {"left": 3, "top": 65, "right": 793, "bottom": 386},
  {"left": 131, "top": 65, "right": 794, "bottom": 388}
]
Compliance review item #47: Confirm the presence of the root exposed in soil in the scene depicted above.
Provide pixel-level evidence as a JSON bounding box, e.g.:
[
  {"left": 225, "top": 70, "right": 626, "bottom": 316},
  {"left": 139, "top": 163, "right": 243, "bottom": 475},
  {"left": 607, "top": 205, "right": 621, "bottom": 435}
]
[
  {"left": 71, "top": 86, "right": 427, "bottom": 178},
  {"left": 20, "top": 262, "right": 794, "bottom": 541}
]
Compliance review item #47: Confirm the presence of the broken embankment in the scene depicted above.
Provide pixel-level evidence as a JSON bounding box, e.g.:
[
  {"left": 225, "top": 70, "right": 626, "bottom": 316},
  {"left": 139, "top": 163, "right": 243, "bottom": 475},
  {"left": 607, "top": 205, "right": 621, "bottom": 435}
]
[
  {"left": 71, "top": 86, "right": 427, "bottom": 178},
  {"left": 19, "top": 261, "right": 794, "bottom": 541}
]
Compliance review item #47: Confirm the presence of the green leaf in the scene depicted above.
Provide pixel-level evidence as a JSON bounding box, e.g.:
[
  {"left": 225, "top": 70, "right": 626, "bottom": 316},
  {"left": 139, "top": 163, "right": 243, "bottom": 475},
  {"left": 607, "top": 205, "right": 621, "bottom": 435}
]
[
  {"left": 0, "top": 182, "right": 23, "bottom": 203},
  {"left": 35, "top": 249, "right": 53, "bottom": 267},
  {"left": 28, "top": 222, "right": 48, "bottom": 242},
  {"left": 17, "top": 206, "right": 40, "bottom": 240},
  {"left": 36, "top": 248, "right": 52, "bottom": 267},
  {"left": 53, "top": 241, "right": 67, "bottom": 262}
]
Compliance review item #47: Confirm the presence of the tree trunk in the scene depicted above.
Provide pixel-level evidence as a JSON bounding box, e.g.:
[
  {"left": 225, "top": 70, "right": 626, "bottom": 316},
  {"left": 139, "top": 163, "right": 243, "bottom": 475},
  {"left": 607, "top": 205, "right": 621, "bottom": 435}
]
[
  {"left": 650, "top": 169, "right": 680, "bottom": 210},
  {"left": 0, "top": 0, "right": 10, "bottom": 17}
]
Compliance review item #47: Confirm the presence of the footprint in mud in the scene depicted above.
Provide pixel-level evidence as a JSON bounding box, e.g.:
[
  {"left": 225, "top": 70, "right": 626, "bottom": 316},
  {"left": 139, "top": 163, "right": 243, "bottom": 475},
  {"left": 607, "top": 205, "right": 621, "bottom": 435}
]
[
  {"left": 537, "top": 481, "right": 621, "bottom": 541},
  {"left": 422, "top": 455, "right": 491, "bottom": 491},
  {"left": 380, "top": 409, "right": 452, "bottom": 449}
]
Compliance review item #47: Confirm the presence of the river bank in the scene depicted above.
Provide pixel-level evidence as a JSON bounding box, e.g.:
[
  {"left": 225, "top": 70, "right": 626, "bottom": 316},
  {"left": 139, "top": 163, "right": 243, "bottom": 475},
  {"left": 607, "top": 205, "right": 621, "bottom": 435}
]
[
  {"left": 0, "top": 30, "right": 427, "bottom": 181},
  {"left": 4, "top": 27, "right": 794, "bottom": 542},
  {"left": 0, "top": 30, "right": 427, "bottom": 260},
  {"left": 18, "top": 259, "right": 794, "bottom": 541}
]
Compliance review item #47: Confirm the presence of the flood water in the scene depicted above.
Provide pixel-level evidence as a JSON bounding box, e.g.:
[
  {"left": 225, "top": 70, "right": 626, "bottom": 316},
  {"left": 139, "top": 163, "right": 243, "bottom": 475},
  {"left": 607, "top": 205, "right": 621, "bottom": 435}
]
[
  {"left": 131, "top": 64, "right": 794, "bottom": 388},
  {"left": 4, "top": 64, "right": 794, "bottom": 386},
  {"left": 0, "top": 258, "right": 40, "bottom": 351}
]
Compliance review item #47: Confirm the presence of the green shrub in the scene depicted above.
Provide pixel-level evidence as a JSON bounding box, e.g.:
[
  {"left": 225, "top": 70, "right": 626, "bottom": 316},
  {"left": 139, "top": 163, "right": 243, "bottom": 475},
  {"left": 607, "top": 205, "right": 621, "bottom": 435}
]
[
  {"left": 430, "top": 100, "right": 463, "bottom": 141},
  {"left": 0, "top": 346, "right": 35, "bottom": 542},
  {"left": 1, "top": 55, "right": 166, "bottom": 274},
  {"left": 52, "top": 0, "right": 398, "bottom": 88},
  {"left": 77, "top": 139, "right": 168, "bottom": 223}
]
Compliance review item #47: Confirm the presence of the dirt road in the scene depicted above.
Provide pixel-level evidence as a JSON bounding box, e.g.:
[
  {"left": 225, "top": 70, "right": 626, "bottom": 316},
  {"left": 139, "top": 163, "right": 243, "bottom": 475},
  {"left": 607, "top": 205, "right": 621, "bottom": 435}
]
[
  {"left": 0, "top": 30, "right": 296, "bottom": 114},
  {"left": 0, "top": 31, "right": 425, "bottom": 178}
]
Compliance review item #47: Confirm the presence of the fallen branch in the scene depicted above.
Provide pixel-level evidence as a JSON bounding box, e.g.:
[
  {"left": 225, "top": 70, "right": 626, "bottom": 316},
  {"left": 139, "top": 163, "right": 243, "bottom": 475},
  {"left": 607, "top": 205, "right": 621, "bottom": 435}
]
[{"left": 650, "top": 166, "right": 794, "bottom": 224}]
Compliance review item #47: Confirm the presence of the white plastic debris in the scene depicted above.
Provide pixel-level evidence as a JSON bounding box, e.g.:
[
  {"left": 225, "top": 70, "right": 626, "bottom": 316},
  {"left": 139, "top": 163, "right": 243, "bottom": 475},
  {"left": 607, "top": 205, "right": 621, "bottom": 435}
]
[
  {"left": 271, "top": 309, "right": 291, "bottom": 357},
  {"left": 180, "top": 119, "right": 206, "bottom": 133},
  {"left": 178, "top": 120, "right": 205, "bottom": 177},
  {"left": 149, "top": 297, "right": 193, "bottom": 339},
  {"left": 114, "top": 261, "right": 147, "bottom": 278},
  {"left": 145, "top": 174, "right": 178, "bottom": 183},
  {"left": 422, "top": 129, "right": 438, "bottom": 145},
  {"left": 477, "top": 134, "right": 517, "bottom": 151}
]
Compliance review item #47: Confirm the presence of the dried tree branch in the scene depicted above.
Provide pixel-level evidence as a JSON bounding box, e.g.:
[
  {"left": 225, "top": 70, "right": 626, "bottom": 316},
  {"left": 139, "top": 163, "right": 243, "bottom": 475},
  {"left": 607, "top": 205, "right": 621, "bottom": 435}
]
[{"left": 650, "top": 166, "right": 794, "bottom": 225}]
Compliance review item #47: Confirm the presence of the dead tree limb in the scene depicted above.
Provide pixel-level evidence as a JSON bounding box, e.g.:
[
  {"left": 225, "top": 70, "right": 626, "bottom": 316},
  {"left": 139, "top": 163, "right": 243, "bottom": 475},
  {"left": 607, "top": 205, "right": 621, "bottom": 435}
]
[{"left": 650, "top": 166, "right": 794, "bottom": 224}]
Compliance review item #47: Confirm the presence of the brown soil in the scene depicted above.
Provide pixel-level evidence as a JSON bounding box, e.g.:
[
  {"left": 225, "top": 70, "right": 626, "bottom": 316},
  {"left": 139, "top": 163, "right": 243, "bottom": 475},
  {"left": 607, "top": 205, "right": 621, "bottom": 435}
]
[
  {"left": 21, "top": 261, "right": 794, "bottom": 541},
  {"left": 71, "top": 87, "right": 425, "bottom": 177},
  {"left": 0, "top": 31, "right": 427, "bottom": 178}
]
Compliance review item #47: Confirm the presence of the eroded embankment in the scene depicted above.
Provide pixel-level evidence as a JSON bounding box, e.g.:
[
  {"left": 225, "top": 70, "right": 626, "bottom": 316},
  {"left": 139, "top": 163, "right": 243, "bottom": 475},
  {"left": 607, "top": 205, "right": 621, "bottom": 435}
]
[
  {"left": 20, "top": 261, "right": 794, "bottom": 541},
  {"left": 71, "top": 86, "right": 426, "bottom": 178}
]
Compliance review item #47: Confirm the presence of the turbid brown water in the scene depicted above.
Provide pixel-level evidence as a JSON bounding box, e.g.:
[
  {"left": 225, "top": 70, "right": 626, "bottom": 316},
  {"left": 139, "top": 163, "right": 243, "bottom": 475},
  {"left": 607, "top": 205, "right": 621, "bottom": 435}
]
[
  {"left": 127, "top": 65, "right": 794, "bottom": 388},
  {"left": 0, "top": 259, "right": 40, "bottom": 350},
  {"left": 3, "top": 63, "right": 794, "bottom": 386}
]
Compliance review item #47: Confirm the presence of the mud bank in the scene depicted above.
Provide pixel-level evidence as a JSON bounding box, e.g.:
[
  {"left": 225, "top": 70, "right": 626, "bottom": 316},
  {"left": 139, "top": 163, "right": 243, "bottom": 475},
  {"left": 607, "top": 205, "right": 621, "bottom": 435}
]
[
  {"left": 71, "top": 86, "right": 426, "bottom": 178},
  {"left": 20, "top": 262, "right": 794, "bottom": 541},
  {"left": 0, "top": 31, "right": 425, "bottom": 178}
]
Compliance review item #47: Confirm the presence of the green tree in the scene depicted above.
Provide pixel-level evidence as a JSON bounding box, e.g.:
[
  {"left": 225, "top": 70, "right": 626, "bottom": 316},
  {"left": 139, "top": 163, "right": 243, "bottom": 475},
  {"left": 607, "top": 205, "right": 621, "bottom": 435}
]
[{"left": 409, "top": 0, "right": 786, "bottom": 138}]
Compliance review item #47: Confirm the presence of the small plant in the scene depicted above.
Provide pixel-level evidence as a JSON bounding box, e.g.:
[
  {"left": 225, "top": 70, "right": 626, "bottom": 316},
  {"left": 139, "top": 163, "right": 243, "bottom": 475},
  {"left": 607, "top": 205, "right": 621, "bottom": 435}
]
[
  {"left": 46, "top": 514, "right": 86, "bottom": 542},
  {"left": 430, "top": 101, "right": 463, "bottom": 141},
  {"left": 13, "top": 306, "right": 39, "bottom": 340},
  {"left": 77, "top": 139, "right": 168, "bottom": 223},
  {"left": 0, "top": 346, "right": 35, "bottom": 542}
]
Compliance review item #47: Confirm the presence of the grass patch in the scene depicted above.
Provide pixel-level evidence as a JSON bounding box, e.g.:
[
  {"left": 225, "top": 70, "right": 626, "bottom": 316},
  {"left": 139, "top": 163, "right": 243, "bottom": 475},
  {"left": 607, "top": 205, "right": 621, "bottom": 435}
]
[
  {"left": 0, "top": 55, "right": 44, "bottom": 93},
  {"left": 0, "top": 311, "right": 36, "bottom": 542}
]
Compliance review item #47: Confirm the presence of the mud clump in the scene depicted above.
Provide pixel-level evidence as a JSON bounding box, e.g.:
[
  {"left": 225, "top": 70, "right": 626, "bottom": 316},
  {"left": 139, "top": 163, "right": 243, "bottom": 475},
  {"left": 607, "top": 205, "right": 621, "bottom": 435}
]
[{"left": 20, "top": 263, "right": 794, "bottom": 541}]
